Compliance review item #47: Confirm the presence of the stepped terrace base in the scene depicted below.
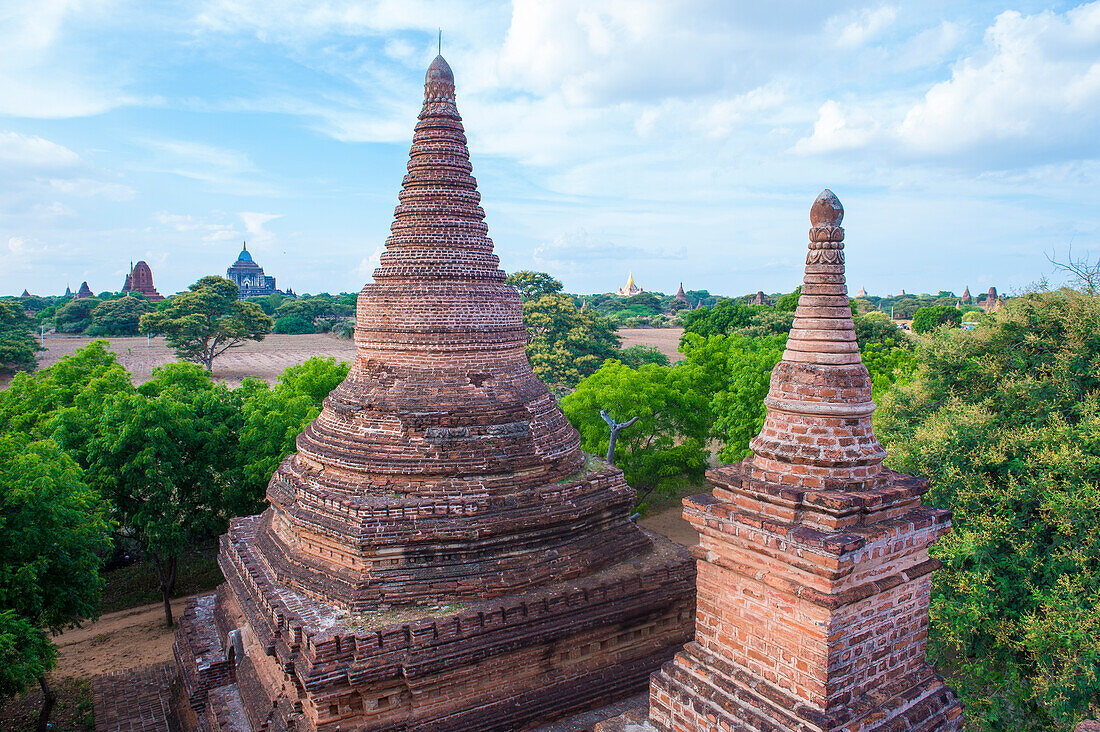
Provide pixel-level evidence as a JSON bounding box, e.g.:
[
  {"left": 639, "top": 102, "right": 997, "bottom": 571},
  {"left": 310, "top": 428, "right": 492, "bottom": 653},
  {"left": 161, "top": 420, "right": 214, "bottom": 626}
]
[{"left": 173, "top": 518, "right": 694, "bottom": 732}]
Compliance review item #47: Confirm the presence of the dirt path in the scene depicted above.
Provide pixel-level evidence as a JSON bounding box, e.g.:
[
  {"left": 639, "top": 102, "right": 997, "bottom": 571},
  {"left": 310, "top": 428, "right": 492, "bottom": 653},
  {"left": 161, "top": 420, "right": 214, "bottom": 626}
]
[
  {"left": 618, "top": 327, "right": 684, "bottom": 363},
  {"left": 640, "top": 505, "right": 698, "bottom": 547},
  {"left": 53, "top": 595, "right": 202, "bottom": 679}
]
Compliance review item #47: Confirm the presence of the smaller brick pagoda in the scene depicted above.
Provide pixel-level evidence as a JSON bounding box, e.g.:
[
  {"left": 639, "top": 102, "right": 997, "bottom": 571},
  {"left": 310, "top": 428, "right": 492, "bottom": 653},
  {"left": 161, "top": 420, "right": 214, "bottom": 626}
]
[{"left": 639, "top": 191, "right": 963, "bottom": 731}]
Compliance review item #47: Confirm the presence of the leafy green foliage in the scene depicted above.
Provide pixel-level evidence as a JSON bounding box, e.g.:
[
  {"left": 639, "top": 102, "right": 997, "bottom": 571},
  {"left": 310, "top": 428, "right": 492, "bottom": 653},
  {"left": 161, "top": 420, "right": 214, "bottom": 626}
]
[
  {"left": 82, "top": 363, "right": 240, "bottom": 624},
  {"left": 680, "top": 298, "right": 764, "bottom": 339},
  {"left": 0, "top": 300, "right": 40, "bottom": 373},
  {"left": 561, "top": 360, "right": 709, "bottom": 506},
  {"left": 140, "top": 276, "right": 273, "bottom": 372},
  {"left": 86, "top": 296, "right": 154, "bottom": 336},
  {"left": 522, "top": 293, "right": 620, "bottom": 388},
  {"left": 877, "top": 288, "right": 1100, "bottom": 729},
  {"left": 505, "top": 271, "right": 564, "bottom": 301},
  {"left": 912, "top": 304, "right": 962, "bottom": 334},
  {"left": 774, "top": 286, "right": 801, "bottom": 312},
  {"left": 54, "top": 297, "right": 102, "bottom": 334},
  {"left": 0, "top": 433, "right": 109, "bottom": 695},
  {"left": 274, "top": 314, "right": 314, "bottom": 334},
  {"left": 233, "top": 357, "right": 349, "bottom": 515},
  {"left": 618, "top": 344, "right": 670, "bottom": 368}
]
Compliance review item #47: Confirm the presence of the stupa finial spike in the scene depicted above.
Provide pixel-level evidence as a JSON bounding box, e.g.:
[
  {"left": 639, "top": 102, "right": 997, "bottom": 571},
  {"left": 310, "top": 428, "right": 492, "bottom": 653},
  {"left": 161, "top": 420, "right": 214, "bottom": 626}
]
[{"left": 438, "top": 28, "right": 442, "bottom": 55}]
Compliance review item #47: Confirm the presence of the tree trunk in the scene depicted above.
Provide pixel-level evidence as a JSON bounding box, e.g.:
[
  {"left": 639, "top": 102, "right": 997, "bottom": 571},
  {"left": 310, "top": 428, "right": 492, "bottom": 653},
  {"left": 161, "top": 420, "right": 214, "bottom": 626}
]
[
  {"left": 600, "top": 410, "right": 640, "bottom": 466},
  {"left": 155, "top": 555, "right": 179, "bottom": 627},
  {"left": 37, "top": 675, "right": 55, "bottom": 732}
]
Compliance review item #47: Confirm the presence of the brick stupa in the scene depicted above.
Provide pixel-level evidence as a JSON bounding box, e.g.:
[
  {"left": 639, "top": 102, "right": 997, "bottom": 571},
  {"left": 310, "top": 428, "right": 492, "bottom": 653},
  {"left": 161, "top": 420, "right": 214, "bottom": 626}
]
[
  {"left": 173, "top": 55, "right": 694, "bottom": 732},
  {"left": 642, "top": 191, "right": 963, "bottom": 731}
]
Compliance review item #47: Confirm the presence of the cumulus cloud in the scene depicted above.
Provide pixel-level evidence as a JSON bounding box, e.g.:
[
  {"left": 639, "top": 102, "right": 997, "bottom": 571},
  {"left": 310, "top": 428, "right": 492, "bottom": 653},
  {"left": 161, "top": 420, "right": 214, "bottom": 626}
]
[
  {"left": 897, "top": 4, "right": 1100, "bottom": 161},
  {"left": 0, "top": 132, "right": 81, "bottom": 167},
  {"left": 238, "top": 211, "right": 281, "bottom": 240}
]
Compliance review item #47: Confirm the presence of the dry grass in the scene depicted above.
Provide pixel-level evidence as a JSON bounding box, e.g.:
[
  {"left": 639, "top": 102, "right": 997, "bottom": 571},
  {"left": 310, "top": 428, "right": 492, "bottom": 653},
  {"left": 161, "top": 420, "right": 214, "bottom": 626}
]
[
  {"left": 10, "top": 333, "right": 357, "bottom": 388},
  {"left": 617, "top": 327, "right": 684, "bottom": 363}
]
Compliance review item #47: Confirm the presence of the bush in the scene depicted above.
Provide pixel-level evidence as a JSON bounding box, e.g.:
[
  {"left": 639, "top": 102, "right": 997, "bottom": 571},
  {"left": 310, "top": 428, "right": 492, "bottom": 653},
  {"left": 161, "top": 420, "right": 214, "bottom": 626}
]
[{"left": 273, "top": 315, "right": 315, "bottom": 334}]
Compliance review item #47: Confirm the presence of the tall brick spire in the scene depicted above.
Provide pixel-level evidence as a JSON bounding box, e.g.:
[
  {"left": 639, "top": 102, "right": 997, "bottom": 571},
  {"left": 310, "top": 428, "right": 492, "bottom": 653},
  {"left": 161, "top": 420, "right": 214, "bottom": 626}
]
[
  {"left": 748, "top": 189, "right": 886, "bottom": 491},
  {"left": 173, "top": 55, "right": 694, "bottom": 732},
  {"left": 646, "top": 191, "right": 963, "bottom": 732}
]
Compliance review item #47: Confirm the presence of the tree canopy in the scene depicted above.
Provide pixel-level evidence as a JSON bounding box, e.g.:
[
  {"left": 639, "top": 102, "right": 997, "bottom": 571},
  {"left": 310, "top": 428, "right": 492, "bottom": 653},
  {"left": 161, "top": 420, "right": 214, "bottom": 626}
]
[
  {"left": 87, "top": 296, "right": 154, "bottom": 336},
  {"left": 140, "top": 276, "right": 273, "bottom": 372},
  {"left": 912, "top": 304, "right": 962, "bottom": 334},
  {"left": 0, "top": 300, "right": 40, "bottom": 373},
  {"left": 876, "top": 288, "right": 1100, "bottom": 729},
  {"left": 505, "top": 270, "right": 564, "bottom": 302},
  {"left": 522, "top": 292, "right": 620, "bottom": 389}
]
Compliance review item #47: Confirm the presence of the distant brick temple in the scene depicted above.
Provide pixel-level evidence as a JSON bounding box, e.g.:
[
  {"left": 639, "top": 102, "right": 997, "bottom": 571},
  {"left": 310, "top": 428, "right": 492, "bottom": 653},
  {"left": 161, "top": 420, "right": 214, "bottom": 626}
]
[
  {"left": 602, "top": 191, "right": 963, "bottom": 731},
  {"left": 172, "top": 55, "right": 694, "bottom": 732},
  {"left": 121, "top": 261, "right": 165, "bottom": 301},
  {"left": 226, "top": 243, "right": 278, "bottom": 299},
  {"left": 674, "top": 282, "right": 690, "bottom": 306},
  {"left": 75, "top": 281, "right": 94, "bottom": 299}
]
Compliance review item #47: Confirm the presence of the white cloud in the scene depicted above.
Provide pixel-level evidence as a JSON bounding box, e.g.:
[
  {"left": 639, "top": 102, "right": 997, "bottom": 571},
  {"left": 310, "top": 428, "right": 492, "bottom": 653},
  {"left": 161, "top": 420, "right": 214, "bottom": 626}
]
[
  {"left": 238, "top": 211, "right": 281, "bottom": 239},
  {"left": 793, "top": 100, "right": 880, "bottom": 154},
  {"left": 49, "top": 177, "right": 136, "bottom": 201},
  {"left": 897, "top": 4, "right": 1100, "bottom": 159},
  {"left": 831, "top": 6, "right": 898, "bottom": 49},
  {"left": 0, "top": 132, "right": 81, "bottom": 167}
]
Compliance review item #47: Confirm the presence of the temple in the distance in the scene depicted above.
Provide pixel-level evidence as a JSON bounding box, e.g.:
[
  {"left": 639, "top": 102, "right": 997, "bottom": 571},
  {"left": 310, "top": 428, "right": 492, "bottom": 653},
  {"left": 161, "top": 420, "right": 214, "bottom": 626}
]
[
  {"left": 226, "top": 243, "right": 278, "bottom": 299},
  {"left": 172, "top": 55, "right": 694, "bottom": 731},
  {"left": 121, "top": 261, "right": 165, "bottom": 301},
  {"left": 617, "top": 271, "right": 643, "bottom": 296}
]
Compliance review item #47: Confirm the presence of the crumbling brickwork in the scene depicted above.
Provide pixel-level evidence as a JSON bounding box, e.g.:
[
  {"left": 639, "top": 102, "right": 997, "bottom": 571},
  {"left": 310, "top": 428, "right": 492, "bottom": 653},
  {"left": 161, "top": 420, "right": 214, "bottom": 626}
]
[
  {"left": 646, "top": 191, "right": 963, "bottom": 732},
  {"left": 172, "top": 54, "right": 694, "bottom": 731}
]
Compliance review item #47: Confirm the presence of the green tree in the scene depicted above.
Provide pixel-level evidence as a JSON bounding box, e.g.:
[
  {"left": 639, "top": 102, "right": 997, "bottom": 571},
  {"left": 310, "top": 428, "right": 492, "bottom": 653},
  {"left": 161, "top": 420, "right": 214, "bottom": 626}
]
[
  {"left": 681, "top": 299, "right": 763, "bottom": 339},
  {"left": 140, "top": 276, "right": 273, "bottom": 373},
  {"left": 876, "top": 288, "right": 1100, "bottom": 729},
  {"left": 774, "top": 285, "right": 801, "bottom": 312},
  {"left": 54, "top": 297, "right": 101, "bottom": 334},
  {"left": 0, "top": 434, "right": 110, "bottom": 730},
  {"left": 912, "top": 304, "right": 962, "bottom": 334},
  {"left": 523, "top": 293, "right": 620, "bottom": 388},
  {"left": 274, "top": 314, "right": 315, "bottom": 334},
  {"left": 562, "top": 360, "right": 709, "bottom": 507},
  {"left": 87, "top": 296, "right": 154, "bottom": 336},
  {"left": 505, "top": 271, "right": 563, "bottom": 301},
  {"left": 618, "top": 344, "right": 671, "bottom": 368},
  {"left": 84, "top": 363, "right": 238, "bottom": 626},
  {"left": 232, "top": 357, "right": 349, "bottom": 515},
  {"left": 0, "top": 300, "right": 41, "bottom": 372}
]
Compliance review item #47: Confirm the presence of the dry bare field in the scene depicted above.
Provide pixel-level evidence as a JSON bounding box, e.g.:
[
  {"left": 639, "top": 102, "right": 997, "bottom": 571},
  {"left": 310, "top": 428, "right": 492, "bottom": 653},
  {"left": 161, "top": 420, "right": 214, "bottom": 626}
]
[
  {"left": 5, "top": 328, "right": 685, "bottom": 388},
  {"left": 618, "top": 327, "right": 684, "bottom": 362},
  {"left": 6, "top": 333, "right": 357, "bottom": 388}
]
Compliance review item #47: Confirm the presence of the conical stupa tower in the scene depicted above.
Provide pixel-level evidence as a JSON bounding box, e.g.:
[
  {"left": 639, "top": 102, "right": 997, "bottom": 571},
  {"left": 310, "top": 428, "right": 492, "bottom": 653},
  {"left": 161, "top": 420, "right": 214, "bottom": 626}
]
[
  {"left": 173, "top": 56, "right": 693, "bottom": 732},
  {"left": 645, "top": 191, "right": 963, "bottom": 732}
]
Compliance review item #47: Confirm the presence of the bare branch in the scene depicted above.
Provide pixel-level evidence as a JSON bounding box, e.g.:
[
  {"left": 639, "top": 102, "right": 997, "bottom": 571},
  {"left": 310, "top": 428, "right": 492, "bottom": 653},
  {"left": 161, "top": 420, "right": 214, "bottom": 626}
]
[{"left": 1047, "top": 246, "right": 1099, "bottom": 293}]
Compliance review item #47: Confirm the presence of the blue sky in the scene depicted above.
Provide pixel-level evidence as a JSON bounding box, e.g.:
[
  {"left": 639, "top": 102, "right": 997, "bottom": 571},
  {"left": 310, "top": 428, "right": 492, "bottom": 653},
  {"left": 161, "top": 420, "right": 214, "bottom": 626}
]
[{"left": 1, "top": 1, "right": 1098, "bottom": 298}]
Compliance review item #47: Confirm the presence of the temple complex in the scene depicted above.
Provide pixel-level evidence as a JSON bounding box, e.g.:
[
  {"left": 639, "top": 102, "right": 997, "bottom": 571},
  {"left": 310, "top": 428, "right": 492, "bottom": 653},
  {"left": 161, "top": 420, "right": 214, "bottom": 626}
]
[
  {"left": 961, "top": 286, "right": 972, "bottom": 304},
  {"left": 751, "top": 290, "right": 768, "bottom": 306},
  {"left": 75, "top": 281, "right": 94, "bottom": 299},
  {"left": 856, "top": 285, "right": 867, "bottom": 297},
  {"left": 173, "top": 55, "right": 694, "bottom": 732},
  {"left": 121, "top": 261, "right": 165, "bottom": 301},
  {"left": 980, "top": 286, "right": 1002, "bottom": 312},
  {"left": 617, "top": 271, "right": 644, "bottom": 296},
  {"left": 226, "top": 242, "right": 279, "bottom": 298},
  {"left": 600, "top": 191, "right": 963, "bottom": 732},
  {"left": 674, "top": 283, "right": 691, "bottom": 307}
]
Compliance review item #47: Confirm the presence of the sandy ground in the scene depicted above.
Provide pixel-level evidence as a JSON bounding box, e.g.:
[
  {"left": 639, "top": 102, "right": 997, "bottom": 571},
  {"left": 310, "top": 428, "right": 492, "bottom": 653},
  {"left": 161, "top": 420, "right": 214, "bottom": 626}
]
[
  {"left": 619, "top": 327, "right": 684, "bottom": 362},
  {"left": 53, "top": 594, "right": 200, "bottom": 679},
  {"left": 7, "top": 328, "right": 684, "bottom": 389}
]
